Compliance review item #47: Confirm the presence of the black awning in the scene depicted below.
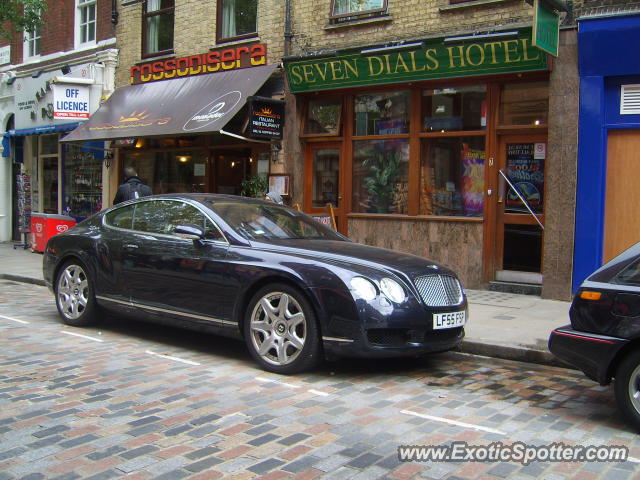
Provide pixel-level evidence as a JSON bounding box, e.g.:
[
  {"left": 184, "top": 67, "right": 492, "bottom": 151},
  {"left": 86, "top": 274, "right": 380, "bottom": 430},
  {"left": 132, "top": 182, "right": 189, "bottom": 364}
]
[{"left": 61, "top": 64, "right": 278, "bottom": 142}]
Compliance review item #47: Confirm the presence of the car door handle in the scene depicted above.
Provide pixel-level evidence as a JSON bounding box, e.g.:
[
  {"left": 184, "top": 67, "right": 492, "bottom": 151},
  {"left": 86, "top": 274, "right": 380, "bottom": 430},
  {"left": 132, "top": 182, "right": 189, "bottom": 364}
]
[{"left": 123, "top": 244, "right": 139, "bottom": 250}]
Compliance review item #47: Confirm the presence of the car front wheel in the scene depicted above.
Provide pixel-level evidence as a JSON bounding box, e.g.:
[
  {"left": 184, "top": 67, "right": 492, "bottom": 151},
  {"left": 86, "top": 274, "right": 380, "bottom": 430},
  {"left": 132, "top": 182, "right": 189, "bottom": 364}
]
[
  {"left": 244, "top": 284, "right": 321, "bottom": 374},
  {"left": 55, "top": 260, "right": 100, "bottom": 327},
  {"left": 614, "top": 349, "right": 640, "bottom": 431}
]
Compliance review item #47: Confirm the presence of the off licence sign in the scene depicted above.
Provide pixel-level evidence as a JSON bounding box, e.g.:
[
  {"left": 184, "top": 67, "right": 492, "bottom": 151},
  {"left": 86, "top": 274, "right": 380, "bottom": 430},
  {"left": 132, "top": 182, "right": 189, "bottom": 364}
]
[{"left": 53, "top": 84, "right": 90, "bottom": 120}]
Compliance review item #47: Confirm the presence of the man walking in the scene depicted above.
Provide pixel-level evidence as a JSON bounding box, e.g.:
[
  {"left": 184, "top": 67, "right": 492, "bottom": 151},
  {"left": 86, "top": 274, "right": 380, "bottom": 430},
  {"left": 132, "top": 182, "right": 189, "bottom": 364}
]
[{"left": 113, "top": 166, "right": 152, "bottom": 205}]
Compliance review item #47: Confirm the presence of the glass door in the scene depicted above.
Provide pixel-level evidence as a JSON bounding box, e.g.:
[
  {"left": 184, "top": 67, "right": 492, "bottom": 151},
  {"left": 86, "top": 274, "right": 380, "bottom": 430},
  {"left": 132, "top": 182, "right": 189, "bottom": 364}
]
[
  {"left": 495, "top": 135, "right": 546, "bottom": 282},
  {"left": 305, "top": 142, "right": 343, "bottom": 232}
]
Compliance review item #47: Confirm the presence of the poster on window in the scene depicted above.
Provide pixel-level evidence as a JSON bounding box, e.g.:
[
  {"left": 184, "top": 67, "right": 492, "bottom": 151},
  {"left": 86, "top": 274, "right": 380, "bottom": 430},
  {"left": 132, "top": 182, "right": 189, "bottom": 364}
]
[
  {"left": 461, "top": 144, "right": 485, "bottom": 216},
  {"left": 506, "top": 143, "right": 544, "bottom": 213}
]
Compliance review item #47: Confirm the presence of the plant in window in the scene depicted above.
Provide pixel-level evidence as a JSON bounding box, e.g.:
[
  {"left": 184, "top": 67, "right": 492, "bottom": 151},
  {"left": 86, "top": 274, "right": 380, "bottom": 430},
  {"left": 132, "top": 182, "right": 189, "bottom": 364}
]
[
  {"left": 362, "top": 149, "right": 401, "bottom": 213},
  {"left": 240, "top": 174, "right": 268, "bottom": 198}
]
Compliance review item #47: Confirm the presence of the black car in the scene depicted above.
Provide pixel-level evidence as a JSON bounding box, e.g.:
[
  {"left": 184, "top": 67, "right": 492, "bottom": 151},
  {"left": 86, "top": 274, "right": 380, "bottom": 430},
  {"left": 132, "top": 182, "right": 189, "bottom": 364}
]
[
  {"left": 44, "top": 194, "right": 467, "bottom": 374},
  {"left": 549, "top": 242, "right": 640, "bottom": 429}
]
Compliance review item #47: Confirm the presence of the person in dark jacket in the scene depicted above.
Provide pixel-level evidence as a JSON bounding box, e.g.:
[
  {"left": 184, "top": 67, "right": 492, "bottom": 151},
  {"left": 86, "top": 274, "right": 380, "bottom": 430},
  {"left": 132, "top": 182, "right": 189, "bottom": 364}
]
[{"left": 113, "top": 166, "right": 152, "bottom": 205}]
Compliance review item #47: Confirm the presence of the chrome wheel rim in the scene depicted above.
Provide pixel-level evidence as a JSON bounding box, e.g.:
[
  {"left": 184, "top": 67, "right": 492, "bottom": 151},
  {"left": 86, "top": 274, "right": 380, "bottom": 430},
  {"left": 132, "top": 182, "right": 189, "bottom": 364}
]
[
  {"left": 57, "top": 264, "right": 89, "bottom": 320},
  {"left": 249, "top": 291, "right": 306, "bottom": 366},
  {"left": 629, "top": 363, "right": 640, "bottom": 414}
]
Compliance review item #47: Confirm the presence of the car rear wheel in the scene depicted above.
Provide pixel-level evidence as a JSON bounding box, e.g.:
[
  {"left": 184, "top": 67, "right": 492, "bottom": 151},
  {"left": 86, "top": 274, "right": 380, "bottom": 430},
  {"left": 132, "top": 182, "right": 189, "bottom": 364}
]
[
  {"left": 614, "top": 349, "right": 640, "bottom": 431},
  {"left": 55, "top": 260, "right": 100, "bottom": 327},
  {"left": 244, "top": 283, "right": 321, "bottom": 374}
]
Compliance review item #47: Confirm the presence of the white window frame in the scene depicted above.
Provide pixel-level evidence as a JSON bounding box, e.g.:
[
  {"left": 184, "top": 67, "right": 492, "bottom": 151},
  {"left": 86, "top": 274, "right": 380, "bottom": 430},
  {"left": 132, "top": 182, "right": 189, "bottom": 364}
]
[
  {"left": 76, "top": 0, "right": 97, "bottom": 48},
  {"left": 24, "top": 25, "right": 41, "bottom": 59}
]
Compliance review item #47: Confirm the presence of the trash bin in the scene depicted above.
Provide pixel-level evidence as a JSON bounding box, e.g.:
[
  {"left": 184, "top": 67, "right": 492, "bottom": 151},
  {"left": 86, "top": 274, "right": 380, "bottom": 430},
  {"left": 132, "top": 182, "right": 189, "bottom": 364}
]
[{"left": 30, "top": 213, "right": 77, "bottom": 253}]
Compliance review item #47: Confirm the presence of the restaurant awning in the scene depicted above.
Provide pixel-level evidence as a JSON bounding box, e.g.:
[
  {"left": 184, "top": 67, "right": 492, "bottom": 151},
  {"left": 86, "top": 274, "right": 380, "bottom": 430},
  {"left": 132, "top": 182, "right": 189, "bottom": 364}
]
[{"left": 61, "top": 64, "right": 278, "bottom": 143}]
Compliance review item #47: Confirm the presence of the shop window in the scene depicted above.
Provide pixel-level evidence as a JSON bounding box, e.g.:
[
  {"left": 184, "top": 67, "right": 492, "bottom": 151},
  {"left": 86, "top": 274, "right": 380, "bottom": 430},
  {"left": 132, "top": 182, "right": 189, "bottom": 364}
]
[
  {"left": 217, "top": 0, "right": 257, "bottom": 42},
  {"left": 76, "top": 0, "right": 96, "bottom": 46},
  {"left": 304, "top": 98, "right": 342, "bottom": 136},
  {"left": 63, "top": 144, "right": 103, "bottom": 219},
  {"left": 122, "top": 150, "right": 207, "bottom": 195},
  {"left": 312, "top": 148, "right": 340, "bottom": 207},
  {"left": 499, "top": 82, "right": 549, "bottom": 126},
  {"left": 330, "top": 0, "right": 387, "bottom": 23},
  {"left": 420, "top": 136, "right": 485, "bottom": 217},
  {"left": 354, "top": 91, "right": 410, "bottom": 136},
  {"left": 352, "top": 139, "right": 409, "bottom": 214},
  {"left": 422, "top": 85, "right": 486, "bottom": 132},
  {"left": 142, "top": 0, "right": 174, "bottom": 58}
]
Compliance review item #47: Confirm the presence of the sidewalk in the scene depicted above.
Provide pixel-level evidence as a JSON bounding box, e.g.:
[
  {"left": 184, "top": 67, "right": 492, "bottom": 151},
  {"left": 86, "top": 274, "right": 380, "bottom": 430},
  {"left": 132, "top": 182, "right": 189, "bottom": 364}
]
[{"left": 0, "top": 241, "right": 572, "bottom": 368}]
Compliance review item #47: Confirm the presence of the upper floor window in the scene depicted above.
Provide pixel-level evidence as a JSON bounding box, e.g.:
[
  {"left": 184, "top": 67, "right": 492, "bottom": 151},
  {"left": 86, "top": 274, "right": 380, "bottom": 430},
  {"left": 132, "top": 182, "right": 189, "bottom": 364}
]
[
  {"left": 77, "top": 0, "right": 97, "bottom": 46},
  {"left": 217, "top": 0, "right": 257, "bottom": 42},
  {"left": 330, "top": 0, "right": 387, "bottom": 22},
  {"left": 143, "top": 0, "right": 174, "bottom": 57},
  {"left": 24, "top": 25, "right": 41, "bottom": 58}
]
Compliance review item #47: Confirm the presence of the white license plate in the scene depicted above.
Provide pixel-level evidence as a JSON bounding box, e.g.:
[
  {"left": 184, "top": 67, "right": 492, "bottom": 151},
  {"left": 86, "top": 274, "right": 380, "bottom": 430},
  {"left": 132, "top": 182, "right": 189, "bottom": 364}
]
[{"left": 433, "top": 311, "right": 466, "bottom": 330}]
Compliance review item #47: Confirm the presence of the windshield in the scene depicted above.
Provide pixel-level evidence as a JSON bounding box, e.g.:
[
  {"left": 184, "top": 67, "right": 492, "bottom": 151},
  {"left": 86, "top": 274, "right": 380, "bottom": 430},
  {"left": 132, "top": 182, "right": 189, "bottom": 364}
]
[{"left": 208, "top": 201, "right": 345, "bottom": 241}]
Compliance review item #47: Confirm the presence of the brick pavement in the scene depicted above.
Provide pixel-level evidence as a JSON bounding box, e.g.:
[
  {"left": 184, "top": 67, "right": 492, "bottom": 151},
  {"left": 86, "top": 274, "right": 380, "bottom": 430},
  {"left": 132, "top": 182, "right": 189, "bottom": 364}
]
[{"left": 0, "top": 280, "right": 638, "bottom": 479}]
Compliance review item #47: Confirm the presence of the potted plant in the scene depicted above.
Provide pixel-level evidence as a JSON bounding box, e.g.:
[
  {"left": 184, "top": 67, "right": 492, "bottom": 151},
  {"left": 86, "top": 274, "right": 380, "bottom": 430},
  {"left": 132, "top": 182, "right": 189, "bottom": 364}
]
[
  {"left": 240, "top": 174, "right": 268, "bottom": 198},
  {"left": 362, "top": 149, "right": 401, "bottom": 213}
]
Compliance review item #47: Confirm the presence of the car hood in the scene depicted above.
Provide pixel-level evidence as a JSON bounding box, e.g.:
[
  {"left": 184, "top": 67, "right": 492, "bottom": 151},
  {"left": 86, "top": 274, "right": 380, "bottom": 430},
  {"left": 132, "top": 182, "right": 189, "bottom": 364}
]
[{"left": 248, "top": 239, "right": 456, "bottom": 280}]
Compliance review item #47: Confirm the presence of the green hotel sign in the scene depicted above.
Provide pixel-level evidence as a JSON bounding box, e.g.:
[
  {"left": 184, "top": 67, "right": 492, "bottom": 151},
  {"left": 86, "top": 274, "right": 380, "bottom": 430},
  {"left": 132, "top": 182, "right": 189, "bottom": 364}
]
[
  {"left": 285, "top": 28, "right": 548, "bottom": 93},
  {"left": 532, "top": 0, "right": 560, "bottom": 57}
]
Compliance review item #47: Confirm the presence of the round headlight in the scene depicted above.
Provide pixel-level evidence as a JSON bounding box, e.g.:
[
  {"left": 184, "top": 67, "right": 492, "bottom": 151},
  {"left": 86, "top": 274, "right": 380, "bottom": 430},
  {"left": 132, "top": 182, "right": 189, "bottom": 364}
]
[
  {"left": 350, "top": 277, "right": 377, "bottom": 301},
  {"left": 380, "top": 277, "right": 406, "bottom": 303}
]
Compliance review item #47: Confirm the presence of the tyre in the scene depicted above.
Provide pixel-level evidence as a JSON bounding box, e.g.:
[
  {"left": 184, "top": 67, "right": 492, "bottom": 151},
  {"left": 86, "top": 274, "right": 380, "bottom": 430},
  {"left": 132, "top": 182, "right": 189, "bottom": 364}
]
[
  {"left": 54, "top": 260, "right": 101, "bottom": 327},
  {"left": 614, "top": 349, "right": 640, "bottom": 431},
  {"left": 244, "top": 283, "right": 321, "bottom": 374}
]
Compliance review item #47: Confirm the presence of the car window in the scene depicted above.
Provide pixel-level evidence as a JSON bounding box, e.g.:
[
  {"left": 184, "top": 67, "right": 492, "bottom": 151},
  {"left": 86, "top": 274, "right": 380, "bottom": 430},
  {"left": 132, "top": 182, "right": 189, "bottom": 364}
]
[
  {"left": 614, "top": 259, "right": 640, "bottom": 286},
  {"left": 132, "top": 200, "right": 168, "bottom": 234},
  {"left": 164, "top": 201, "right": 224, "bottom": 241},
  {"left": 104, "top": 205, "right": 135, "bottom": 229},
  {"left": 208, "top": 201, "right": 343, "bottom": 241}
]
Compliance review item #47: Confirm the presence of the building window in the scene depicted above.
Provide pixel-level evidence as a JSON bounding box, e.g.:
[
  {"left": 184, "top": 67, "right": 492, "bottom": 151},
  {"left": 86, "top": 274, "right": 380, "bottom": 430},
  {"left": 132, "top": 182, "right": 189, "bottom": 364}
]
[
  {"left": 331, "top": 0, "right": 387, "bottom": 22},
  {"left": 354, "top": 91, "right": 410, "bottom": 136},
  {"left": 24, "top": 25, "right": 41, "bottom": 58},
  {"left": 422, "top": 85, "right": 486, "bottom": 132},
  {"left": 499, "top": 82, "right": 549, "bottom": 126},
  {"left": 304, "top": 98, "right": 342, "bottom": 136},
  {"left": 218, "top": 0, "right": 257, "bottom": 42},
  {"left": 143, "top": 0, "right": 174, "bottom": 57},
  {"left": 77, "top": 0, "right": 97, "bottom": 45}
]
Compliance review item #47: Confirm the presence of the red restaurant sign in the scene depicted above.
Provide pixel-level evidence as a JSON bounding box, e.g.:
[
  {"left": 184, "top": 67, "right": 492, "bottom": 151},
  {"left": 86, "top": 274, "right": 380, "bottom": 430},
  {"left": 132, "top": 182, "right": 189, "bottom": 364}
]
[{"left": 130, "top": 43, "right": 267, "bottom": 85}]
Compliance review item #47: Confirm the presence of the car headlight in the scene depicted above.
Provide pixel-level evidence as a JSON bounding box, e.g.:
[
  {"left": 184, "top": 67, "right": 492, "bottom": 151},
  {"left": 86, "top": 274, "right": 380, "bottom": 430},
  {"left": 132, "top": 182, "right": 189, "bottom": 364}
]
[
  {"left": 380, "top": 277, "right": 406, "bottom": 303},
  {"left": 350, "top": 277, "right": 377, "bottom": 301}
]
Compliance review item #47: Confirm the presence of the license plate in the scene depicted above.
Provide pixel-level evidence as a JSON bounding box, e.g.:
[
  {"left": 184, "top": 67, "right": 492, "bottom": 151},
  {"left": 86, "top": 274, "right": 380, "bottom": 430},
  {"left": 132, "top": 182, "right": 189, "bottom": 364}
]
[{"left": 433, "top": 311, "right": 466, "bottom": 330}]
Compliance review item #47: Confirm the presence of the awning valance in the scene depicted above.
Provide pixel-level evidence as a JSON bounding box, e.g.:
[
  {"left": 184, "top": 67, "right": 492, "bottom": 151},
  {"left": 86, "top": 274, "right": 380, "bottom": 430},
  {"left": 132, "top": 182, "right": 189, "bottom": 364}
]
[
  {"left": 61, "top": 64, "right": 278, "bottom": 143},
  {"left": 6, "top": 122, "right": 79, "bottom": 137}
]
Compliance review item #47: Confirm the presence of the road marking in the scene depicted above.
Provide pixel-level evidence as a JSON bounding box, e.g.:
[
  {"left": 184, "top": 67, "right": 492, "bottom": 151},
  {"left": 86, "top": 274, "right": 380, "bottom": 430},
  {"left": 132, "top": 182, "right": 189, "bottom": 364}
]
[
  {"left": 145, "top": 350, "right": 201, "bottom": 366},
  {"left": 308, "top": 389, "right": 330, "bottom": 397},
  {"left": 255, "top": 376, "right": 301, "bottom": 389},
  {"left": 400, "top": 409, "right": 506, "bottom": 435},
  {"left": 628, "top": 456, "right": 640, "bottom": 463},
  {"left": 60, "top": 330, "right": 103, "bottom": 342},
  {"left": 0, "top": 314, "right": 30, "bottom": 324},
  {"left": 214, "top": 412, "right": 249, "bottom": 424}
]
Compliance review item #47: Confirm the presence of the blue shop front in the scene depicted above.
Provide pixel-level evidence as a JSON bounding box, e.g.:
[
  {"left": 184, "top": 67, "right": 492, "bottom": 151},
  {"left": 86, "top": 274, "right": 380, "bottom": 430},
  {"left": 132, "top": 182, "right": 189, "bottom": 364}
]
[{"left": 574, "top": 12, "right": 640, "bottom": 291}]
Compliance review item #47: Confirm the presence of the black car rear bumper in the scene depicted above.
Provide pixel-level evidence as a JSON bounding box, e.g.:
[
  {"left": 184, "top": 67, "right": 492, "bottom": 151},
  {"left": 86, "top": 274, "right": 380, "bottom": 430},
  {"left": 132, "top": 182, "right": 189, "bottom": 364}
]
[{"left": 548, "top": 326, "right": 629, "bottom": 385}]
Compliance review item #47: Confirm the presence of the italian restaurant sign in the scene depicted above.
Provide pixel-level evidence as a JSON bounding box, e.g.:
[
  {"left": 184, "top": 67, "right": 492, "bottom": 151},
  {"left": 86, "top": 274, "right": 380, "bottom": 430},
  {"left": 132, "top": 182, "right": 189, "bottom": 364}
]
[
  {"left": 247, "top": 96, "right": 285, "bottom": 140},
  {"left": 130, "top": 43, "right": 267, "bottom": 84},
  {"left": 285, "top": 29, "right": 547, "bottom": 93}
]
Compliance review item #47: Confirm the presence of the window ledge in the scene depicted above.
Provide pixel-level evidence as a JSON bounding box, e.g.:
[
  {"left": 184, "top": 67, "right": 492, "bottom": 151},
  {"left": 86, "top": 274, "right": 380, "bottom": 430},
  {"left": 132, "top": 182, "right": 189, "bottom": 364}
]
[
  {"left": 439, "top": 0, "right": 517, "bottom": 13},
  {"left": 214, "top": 36, "right": 260, "bottom": 49},
  {"left": 140, "top": 51, "right": 175, "bottom": 62},
  {"left": 347, "top": 213, "right": 483, "bottom": 222},
  {"left": 324, "top": 15, "right": 393, "bottom": 31}
]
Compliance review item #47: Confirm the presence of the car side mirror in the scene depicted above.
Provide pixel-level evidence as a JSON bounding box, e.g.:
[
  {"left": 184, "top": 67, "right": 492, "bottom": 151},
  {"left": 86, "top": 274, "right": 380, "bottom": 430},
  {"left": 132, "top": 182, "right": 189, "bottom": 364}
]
[{"left": 175, "top": 224, "right": 204, "bottom": 240}]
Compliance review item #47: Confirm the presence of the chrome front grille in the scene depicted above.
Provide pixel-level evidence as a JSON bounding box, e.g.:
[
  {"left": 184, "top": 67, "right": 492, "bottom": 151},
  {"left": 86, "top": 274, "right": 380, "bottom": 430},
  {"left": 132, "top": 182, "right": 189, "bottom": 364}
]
[{"left": 414, "top": 274, "right": 463, "bottom": 307}]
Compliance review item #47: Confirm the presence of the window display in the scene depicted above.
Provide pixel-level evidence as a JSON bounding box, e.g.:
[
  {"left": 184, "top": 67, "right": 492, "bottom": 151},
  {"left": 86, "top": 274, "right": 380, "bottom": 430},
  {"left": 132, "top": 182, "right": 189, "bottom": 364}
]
[
  {"left": 354, "top": 91, "right": 410, "bottom": 136},
  {"left": 63, "top": 144, "right": 103, "bottom": 219}
]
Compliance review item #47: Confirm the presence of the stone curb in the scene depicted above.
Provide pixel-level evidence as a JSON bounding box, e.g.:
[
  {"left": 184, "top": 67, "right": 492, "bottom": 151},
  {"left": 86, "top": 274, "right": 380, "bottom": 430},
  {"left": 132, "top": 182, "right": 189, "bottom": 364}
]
[{"left": 0, "top": 273, "right": 46, "bottom": 287}]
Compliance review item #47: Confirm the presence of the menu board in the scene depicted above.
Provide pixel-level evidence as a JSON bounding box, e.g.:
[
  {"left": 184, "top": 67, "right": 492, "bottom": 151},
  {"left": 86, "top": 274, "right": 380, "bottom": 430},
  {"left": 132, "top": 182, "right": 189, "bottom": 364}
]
[{"left": 506, "top": 143, "right": 544, "bottom": 214}]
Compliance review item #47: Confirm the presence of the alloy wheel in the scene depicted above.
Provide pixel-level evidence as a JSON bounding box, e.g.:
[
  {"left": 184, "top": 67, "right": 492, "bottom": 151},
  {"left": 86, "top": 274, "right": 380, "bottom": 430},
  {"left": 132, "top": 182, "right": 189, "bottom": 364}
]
[{"left": 57, "top": 264, "right": 89, "bottom": 320}]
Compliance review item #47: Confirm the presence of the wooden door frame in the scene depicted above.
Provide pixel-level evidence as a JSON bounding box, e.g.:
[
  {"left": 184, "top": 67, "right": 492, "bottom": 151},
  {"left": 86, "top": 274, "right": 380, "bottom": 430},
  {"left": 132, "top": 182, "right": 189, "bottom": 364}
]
[
  {"left": 484, "top": 133, "right": 547, "bottom": 278},
  {"left": 303, "top": 141, "right": 346, "bottom": 233}
]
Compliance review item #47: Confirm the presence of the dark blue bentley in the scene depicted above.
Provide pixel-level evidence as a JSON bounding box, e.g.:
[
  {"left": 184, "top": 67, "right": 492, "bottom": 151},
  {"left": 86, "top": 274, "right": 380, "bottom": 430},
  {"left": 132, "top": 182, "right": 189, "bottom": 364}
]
[{"left": 43, "top": 194, "right": 467, "bottom": 374}]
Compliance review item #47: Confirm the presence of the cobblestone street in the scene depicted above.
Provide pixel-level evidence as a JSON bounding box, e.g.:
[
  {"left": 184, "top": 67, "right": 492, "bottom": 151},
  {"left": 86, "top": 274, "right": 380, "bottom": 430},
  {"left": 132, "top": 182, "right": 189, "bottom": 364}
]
[{"left": 0, "top": 280, "right": 638, "bottom": 479}]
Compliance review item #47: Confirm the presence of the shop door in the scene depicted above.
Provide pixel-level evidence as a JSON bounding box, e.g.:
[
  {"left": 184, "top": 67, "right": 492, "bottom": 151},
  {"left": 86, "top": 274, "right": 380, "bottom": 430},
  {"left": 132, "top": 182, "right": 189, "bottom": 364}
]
[
  {"left": 305, "top": 143, "right": 344, "bottom": 233},
  {"left": 212, "top": 150, "right": 251, "bottom": 196},
  {"left": 494, "top": 135, "right": 546, "bottom": 283},
  {"left": 603, "top": 130, "right": 640, "bottom": 263}
]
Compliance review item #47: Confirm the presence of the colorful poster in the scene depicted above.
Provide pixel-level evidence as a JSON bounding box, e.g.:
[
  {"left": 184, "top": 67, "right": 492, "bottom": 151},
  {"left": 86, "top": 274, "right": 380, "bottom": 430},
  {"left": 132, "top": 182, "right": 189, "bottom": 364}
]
[
  {"left": 461, "top": 144, "right": 485, "bottom": 216},
  {"left": 506, "top": 143, "right": 544, "bottom": 213}
]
